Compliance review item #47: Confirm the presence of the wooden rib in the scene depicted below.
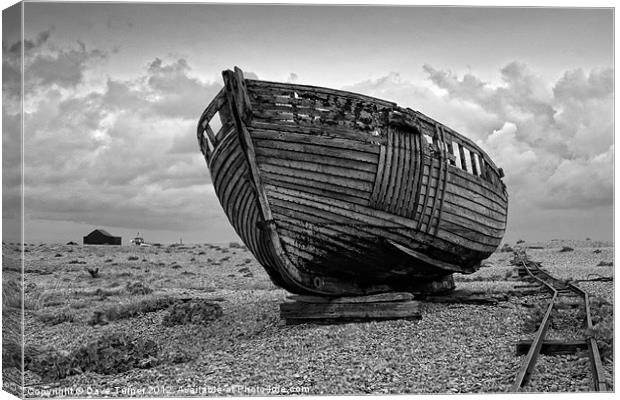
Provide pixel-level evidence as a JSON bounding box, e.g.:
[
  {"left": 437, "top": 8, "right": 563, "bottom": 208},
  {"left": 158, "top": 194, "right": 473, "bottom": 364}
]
[
  {"left": 213, "top": 151, "right": 244, "bottom": 196},
  {"left": 427, "top": 124, "right": 444, "bottom": 234},
  {"left": 385, "top": 128, "right": 402, "bottom": 213},
  {"left": 221, "top": 163, "right": 248, "bottom": 217},
  {"left": 470, "top": 151, "right": 479, "bottom": 176},
  {"left": 433, "top": 125, "right": 449, "bottom": 236},
  {"left": 396, "top": 131, "right": 412, "bottom": 216},
  {"left": 416, "top": 153, "right": 433, "bottom": 231},
  {"left": 370, "top": 145, "right": 387, "bottom": 205},
  {"left": 377, "top": 130, "right": 394, "bottom": 209},
  {"left": 408, "top": 133, "right": 423, "bottom": 219},
  {"left": 203, "top": 124, "right": 217, "bottom": 147}
]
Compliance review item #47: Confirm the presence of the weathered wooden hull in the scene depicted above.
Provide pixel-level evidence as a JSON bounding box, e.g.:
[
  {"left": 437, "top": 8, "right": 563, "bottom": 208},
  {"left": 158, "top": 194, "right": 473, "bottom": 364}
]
[{"left": 197, "top": 67, "right": 508, "bottom": 296}]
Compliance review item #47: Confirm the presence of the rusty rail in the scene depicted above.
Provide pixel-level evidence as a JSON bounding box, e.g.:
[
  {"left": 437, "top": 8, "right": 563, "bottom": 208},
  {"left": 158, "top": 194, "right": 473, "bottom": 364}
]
[{"left": 511, "top": 252, "right": 608, "bottom": 392}]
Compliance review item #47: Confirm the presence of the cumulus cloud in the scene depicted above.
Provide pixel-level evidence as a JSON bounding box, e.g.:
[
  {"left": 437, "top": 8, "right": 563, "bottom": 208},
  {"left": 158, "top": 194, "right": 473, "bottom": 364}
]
[
  {"left": 15, "top": 31, "right": 225, "bottom": 237},
  {"left": 344, "top": 62, "right": 612, "bottom": 239},
  {"left": 287, "top": 72, "right": 298, "bottom": 83}
]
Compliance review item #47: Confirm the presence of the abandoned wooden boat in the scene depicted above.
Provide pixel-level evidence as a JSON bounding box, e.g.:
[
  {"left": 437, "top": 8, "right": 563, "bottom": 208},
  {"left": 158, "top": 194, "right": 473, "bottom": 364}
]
[{"left": 197, "top": 67, "right": 508, "bottom": 296}]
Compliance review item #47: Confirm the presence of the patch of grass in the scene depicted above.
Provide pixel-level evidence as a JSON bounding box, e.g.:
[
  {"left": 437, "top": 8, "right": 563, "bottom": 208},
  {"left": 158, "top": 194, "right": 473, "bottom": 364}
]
[
  {"left": 24, "top": 279, "right": 67, "bottom": 310},
  {"left": 72, "top": 287, "right": 124, "bottom": 299},
  {"left": 586, "top": 297, "right": 613, "bottom": 362},
  {"left": 37, "top": 309, "right": 77, "bottom": 326},
  {"left": 162, "top": 300, "right": 223, "bottom": 326},
  {"left": 522, "top": 302, "right": 555, "bottom": 333},
  {"left": 88, "top": 296, "right": 176, "bottom": 326},
  {"left": 27, "top": 332, "right": 159, "bottom": 381},
  {"left": 2, "top": 279, "right": 22, "bottom": 309},
  {"left": 597, "top": 261, "right": 613, "bottom": 267},
  {"left": 126, "top": 281, "right": 153, "bottom": 295}
]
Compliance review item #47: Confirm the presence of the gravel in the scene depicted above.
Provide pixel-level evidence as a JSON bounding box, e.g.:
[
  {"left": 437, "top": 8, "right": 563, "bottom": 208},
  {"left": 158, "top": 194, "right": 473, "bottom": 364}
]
[{"left": 10, "top": 241, "right": 614, "bottom": 395}]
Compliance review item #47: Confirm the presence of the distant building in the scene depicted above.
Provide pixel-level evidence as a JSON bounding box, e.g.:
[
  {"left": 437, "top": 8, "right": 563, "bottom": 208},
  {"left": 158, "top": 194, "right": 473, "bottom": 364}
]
[
  {"left": 130, "top": 232, "right": 144, "bottom": 246},
  {"left": 83, "top": 229, "right": 121, "bottom": 245}
]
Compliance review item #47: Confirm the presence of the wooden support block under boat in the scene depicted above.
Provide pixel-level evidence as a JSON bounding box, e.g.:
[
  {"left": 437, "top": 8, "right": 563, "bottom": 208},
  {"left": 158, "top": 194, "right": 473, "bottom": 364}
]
[
  {"left": 280, "top": 294, "right": 421, "bottom": 324},
  {"left": 286, "top": 292, "right": 415, "bottom": 304}
]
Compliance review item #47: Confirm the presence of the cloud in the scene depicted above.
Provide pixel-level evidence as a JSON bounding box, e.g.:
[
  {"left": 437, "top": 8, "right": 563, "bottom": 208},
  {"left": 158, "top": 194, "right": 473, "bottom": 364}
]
[
  {"left": 19, "top": 32, "right": 226, "bottom": 236},
  {"left": 287, "top": 72, "right": 298, "bottom": 83},
  {"left": 345, "top": 62, "right": 613, "bottom": 221}
]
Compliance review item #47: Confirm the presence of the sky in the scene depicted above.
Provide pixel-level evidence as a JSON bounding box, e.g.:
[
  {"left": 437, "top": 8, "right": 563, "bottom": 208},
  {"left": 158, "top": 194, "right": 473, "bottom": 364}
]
[{"left": 1, "top": 2, "right": 614, "bottom": 244}]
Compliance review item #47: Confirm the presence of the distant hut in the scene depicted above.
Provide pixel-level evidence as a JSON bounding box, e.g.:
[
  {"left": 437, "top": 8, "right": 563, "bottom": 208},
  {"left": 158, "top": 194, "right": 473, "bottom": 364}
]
[{"left": 83, "top": 229, "right": 121, "bottom": 245}]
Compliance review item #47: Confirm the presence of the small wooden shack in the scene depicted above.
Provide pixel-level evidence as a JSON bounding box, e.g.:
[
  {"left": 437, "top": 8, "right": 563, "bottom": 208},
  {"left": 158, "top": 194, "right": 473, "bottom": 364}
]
[{"left": 83, "top": 229, "right": 121, "bottom": 245}]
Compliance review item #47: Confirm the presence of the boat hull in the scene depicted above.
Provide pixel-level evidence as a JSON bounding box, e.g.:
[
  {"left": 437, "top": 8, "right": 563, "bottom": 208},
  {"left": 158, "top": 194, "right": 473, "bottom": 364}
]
[{"left": 198, "top": 67, "right": 508, "bottom": 296}]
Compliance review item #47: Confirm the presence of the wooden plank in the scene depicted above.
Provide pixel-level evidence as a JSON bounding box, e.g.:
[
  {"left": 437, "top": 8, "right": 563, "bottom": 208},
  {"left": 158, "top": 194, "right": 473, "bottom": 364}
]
[
  {"left": 287, "top": 292, "right": 415, "bottom": 304},
  {"left": 256, "top": 157, "right": 376, "bottom": 183},
  {"left": 280, "top": 300, "right": 421, "bottom": 322},
  {"left": 442, "top": 201, "right": 507, "bottom": 230},
  {"left": 248, "top": 79, "right": 396, "bottom": 108},
  {"left": 253, "top": 138, "right": 379, "bottom": 164},
  {"left": 258, "top": 163, "right": 374, "bottom": 192},
  {"left": 387, "top": 240, "right": 465, "bottom": 273},
  {"left": 276, "top": 225, "right": 370, "bottom": 265},
  {"left": 264, "top": 175, "right": 370, "bottom": 206},
  {"left": 439, "top": 209, "right": 504, "bottom": 239},
  {"left": 251, "top": 128, "right": 381, "bottom": 154},
  {"left": 269, "top": 197, "right": 475, "bottom": 271},
  {"left": 250, "top": 121, "right": 387, "bottom": 146},
  {"left": 436, "top": 225, "right": 501, "bottom": 250},
  {"left": 515, "top": 340, "right": 588, "bottom": 356},
  {"left": 255, "top": 146, "right": 377, "bottom": 173},
  {"left": 444, "top": 190, "right": 507, "bottom": 218},
  {"left": 448, "top": 167, "right": 508, "bottom": 205}
]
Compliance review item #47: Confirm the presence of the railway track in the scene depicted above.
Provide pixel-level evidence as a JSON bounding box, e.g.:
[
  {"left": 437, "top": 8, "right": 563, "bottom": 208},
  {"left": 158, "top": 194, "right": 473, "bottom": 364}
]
[{"left": 511, "top": 251, "right": 608, "bottom": 392}]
